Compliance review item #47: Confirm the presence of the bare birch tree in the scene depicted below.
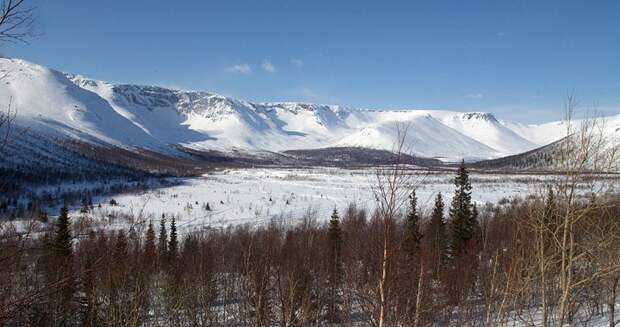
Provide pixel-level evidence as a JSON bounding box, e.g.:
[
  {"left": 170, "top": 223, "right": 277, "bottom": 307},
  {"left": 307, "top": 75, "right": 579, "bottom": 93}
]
[
  {"left": 371, "top": 123, "right": 427, "bottom": 327},
  {"left": 553, "top": 96, "right": 619, "bottom": 325}
]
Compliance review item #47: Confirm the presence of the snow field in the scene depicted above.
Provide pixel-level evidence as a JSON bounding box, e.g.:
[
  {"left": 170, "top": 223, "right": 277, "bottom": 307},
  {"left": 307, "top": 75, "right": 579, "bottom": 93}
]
[{"left": 80, "top": 167, "right": 615, "bottom": 234}]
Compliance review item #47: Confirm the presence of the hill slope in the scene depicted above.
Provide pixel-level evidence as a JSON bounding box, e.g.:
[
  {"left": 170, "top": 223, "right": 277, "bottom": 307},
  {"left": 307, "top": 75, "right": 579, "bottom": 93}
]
[{"left": 2, "top": 58, "right": 606, "bottom": 166}]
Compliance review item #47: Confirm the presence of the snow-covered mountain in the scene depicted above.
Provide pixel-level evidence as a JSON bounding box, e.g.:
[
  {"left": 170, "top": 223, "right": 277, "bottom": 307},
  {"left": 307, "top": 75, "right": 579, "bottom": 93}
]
[{"left": 2, "top": 58, "right": 609, "bottom": 162}]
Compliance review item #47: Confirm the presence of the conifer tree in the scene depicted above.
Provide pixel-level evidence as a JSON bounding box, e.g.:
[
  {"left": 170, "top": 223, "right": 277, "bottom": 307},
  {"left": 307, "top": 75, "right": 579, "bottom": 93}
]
[
  {"left": 144, "top": 222, "right": 156, "bottom": 272},
  {"left": 80, "top": 196, "right": 90, "bottom": 213},
  {"left": 402, "top": 190, "right": 422, "bottom": 257},
  {"left": 114, "top": 230, "right": 129, "bottom": 263},
  {"left": 471, "top": 204, "right": 480, "bottom": 242},
  {"left": 128, "top": 226, "right": 140, "bottom": 256},
  {"left": 82, "top": 193, "right": 93, "bottom": 213},
  {"left": 401, "top": 190, "right": 425, "bottom": 324},
  {"left": 111, "top": 230, "right": 130, "bottom": 321},
  {"left": 158, "top": 215, "right": 168, "bottom": 265},
  {"left": 448, "top": 160, "right": 475, "bottom": 257},
  {"left": 53, "top": 206, "right": 74, "bottom": 323},
  {"left": 39, "top": 210, "right": 48, "bottom": 223},
  {"left": 168, "top": 217, "right": 178, "bottom": 265},
  {"left": 327, "top": 208, "right": 343, "bottom": 323},
  {"left": 426, "top": 192, "right": 447, "bottom": 279},
  {"left": 54, "top": 206, "right": 73, "bottom": 260}
]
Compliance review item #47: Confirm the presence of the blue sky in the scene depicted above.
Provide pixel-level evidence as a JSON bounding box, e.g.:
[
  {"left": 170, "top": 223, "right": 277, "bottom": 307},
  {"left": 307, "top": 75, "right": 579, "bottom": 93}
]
[{"left": 4, "top": 0, "right": 620, "bottom": 123}]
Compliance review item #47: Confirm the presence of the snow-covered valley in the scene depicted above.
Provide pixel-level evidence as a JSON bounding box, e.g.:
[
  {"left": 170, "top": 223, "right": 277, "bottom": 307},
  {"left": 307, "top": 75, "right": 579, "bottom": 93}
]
[
  {"left": 4, "top": 2, "right": 620, "bottom": 325},
  {"left": 65, "top": 167, "right": 618, "bottom": 233}
]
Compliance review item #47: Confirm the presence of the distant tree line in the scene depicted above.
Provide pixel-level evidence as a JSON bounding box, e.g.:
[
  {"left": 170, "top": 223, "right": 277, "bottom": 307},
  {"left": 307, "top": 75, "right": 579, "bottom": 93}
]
[{"left": 0, "top": 177, "right": 178, "bottom": 221}]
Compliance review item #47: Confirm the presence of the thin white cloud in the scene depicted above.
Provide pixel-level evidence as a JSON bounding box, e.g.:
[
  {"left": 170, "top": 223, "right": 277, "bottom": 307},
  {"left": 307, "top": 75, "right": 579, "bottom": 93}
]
[
  {"left": 162, "top": 84, "right": 187, "bottom": 91},
  {"left": 290, "top": 58, "right": 304, "bottom": 67},
  {"left": 225, "top": 63, "right": 252, "bottom": 74},
  {"left": 301, "top": 87, "right": 318, "bottom": 98},
  {"left": 465, "top": 93, "right": 484, "bottom": 99},
  {"left": 261, "top": 60, "right": 275, "bottom": 73}
]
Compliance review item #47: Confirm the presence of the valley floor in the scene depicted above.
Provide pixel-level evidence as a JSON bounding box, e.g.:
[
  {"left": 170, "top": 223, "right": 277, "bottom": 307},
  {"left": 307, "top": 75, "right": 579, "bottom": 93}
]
[{"left": 79, "top": 167, "right": 620, "bottom": 233}]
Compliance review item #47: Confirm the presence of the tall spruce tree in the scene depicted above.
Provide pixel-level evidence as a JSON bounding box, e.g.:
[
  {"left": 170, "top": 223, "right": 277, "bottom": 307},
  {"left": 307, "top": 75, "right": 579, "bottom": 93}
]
[
  {"left": 87, "top": 194, "right": 93, "bottom": 210},
  {"left": 54, "top": 206, "right": 73, "bottom": 260},
  {"left": 53, "top": 206, "right": 74, "bottom": 323},
  {"left": 402, "top": 190, "right": 422, "bottom": 257},
  {"left": 471, "top": 204, "right": 480, "bottom": 242},
  {"left": 113, "top": 230, "right": 129, "bottom": 264},
  {"left": 80, "top": 196, "right": 90, "bottom": 213},
  {"left": 426, "top": 192, "right": 447, "bottom": 279},
  {"left": 448, "top": 160, "right": 475, "bottom": 257},
  {"left": 401, "top": 190, "right": 425, "bottom": 324},
  {"left": 144, "top": 221, "right": 156, "bottom": 272},
  {"left": 158, "top": 215, "right": 168, "bottom": 265},
  {"left": 168, "top": 217, "right": 178, "bottom": 264},
  {"left": 39, "top": 210, "right": 48, "bottom": 223},
  {"left": 327, "top": 208, "right": 343, "bottom": 323}
]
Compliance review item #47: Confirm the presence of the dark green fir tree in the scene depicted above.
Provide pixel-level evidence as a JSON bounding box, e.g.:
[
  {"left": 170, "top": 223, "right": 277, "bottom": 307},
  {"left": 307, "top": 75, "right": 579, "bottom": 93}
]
[
  {"left": 448, "top": 160, "right": 475, "bottom": 257},
  {"left": 168, "top": 217, "right": 178, "bottom": 264},
  {"left": 327, "top": 208, "right": 343, "bottom": 324},
  {"left": 158, "top": 215, "right": 168, "bottom": 264},
  {"left": 402, "top": 190, "right": 422, "bottom": 258},
  {"left": 426, "top": 192, "right": 447, "bottom": 279}
]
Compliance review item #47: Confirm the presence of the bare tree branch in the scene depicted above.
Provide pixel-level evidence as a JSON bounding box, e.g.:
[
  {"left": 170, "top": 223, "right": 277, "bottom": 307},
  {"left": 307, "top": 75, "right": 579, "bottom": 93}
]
[{"left": 0, "top": 0, "right": 38, "bottom": 44}]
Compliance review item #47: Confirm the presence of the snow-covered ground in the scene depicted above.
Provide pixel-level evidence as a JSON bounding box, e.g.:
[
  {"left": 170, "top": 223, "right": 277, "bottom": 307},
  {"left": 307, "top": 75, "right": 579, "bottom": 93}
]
[{"left": 81, "top": 167, "right": 619, "bottom": 233}]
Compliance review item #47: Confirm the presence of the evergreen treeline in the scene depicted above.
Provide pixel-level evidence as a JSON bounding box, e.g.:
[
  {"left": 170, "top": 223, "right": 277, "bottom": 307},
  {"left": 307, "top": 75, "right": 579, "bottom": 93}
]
[{"left": 0, "top": 178, "right": 178, "bottom": 221}]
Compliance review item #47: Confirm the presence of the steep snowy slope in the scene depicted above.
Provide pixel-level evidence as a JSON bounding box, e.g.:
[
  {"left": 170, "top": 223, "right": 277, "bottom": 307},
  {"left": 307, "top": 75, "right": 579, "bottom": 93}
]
[
  {"left": 435, "top": 112, "right": 539, "bottom": 155},
  {"left": 334, "top": 111, "right": 499, "bottom": 159},
  {"left": 0, "top": 59, "right": 172, "bottom": 152},
  {"left": 502, "top": 114, "right": 620, "bottom": 147},
  {"left": 500, "top": 120, "right": 568, "bottom": 146},
  {"left": 0, "top": 58, "right": 589, "bottom": 162}
]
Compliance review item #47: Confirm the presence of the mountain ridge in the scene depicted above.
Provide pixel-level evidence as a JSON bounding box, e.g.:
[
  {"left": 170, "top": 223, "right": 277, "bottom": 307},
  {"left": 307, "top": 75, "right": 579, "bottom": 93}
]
[{"left": 2, "top": 57, "right": 605, "bottom": 164}]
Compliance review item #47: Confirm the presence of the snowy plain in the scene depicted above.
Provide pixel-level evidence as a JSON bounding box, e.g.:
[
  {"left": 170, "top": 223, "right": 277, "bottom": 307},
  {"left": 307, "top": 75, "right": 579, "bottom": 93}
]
[{"left": 76, "top": 167, "right": 620, "bottom": 234}]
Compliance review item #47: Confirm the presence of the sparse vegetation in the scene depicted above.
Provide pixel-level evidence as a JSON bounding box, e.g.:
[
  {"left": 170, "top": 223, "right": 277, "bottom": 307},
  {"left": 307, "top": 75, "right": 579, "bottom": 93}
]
[{"left": 1, "top": 186, "right": 619, "bottom": 325}]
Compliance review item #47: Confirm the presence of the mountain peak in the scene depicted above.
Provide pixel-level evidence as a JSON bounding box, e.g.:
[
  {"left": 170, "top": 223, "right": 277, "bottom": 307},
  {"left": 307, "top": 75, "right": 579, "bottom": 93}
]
[{"left": 461, "top": 112, "right": 498, "bottom": 123}]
